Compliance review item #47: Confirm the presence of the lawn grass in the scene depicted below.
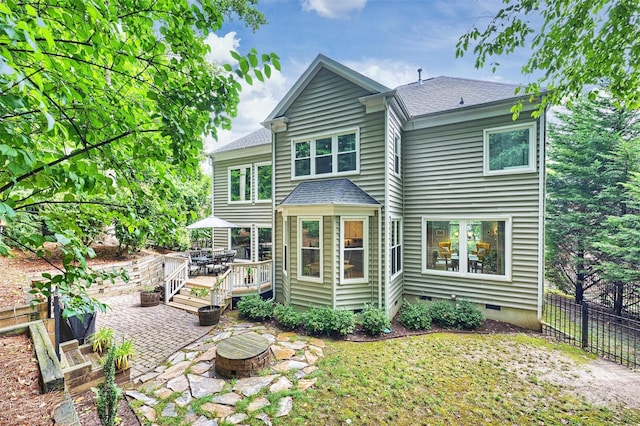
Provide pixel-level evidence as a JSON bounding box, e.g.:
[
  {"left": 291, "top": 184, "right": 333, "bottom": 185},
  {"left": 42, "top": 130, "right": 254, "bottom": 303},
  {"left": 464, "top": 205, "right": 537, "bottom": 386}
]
[{"left": 278, "top": 333, "right": 640, "bottom": 425}]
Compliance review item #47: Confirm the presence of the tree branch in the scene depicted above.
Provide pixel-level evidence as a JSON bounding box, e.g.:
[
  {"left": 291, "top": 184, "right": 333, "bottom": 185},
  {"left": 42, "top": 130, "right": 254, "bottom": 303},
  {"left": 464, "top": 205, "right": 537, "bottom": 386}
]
[{"left": 16, "top": 200, "right": 128, "bottom": 210}]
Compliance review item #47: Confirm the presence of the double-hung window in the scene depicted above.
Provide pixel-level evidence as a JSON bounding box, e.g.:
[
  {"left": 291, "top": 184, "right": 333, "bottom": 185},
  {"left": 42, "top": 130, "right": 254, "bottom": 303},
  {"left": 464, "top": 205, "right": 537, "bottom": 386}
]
[
  {"left": 391, "top": 219, "right": 402, "bottom": 275},
  {"left": 393, "top": 134, "right": 401, "bottom": 176},
  {"left": 293, "top": 129, "right": 359, "bottom": 178},
  {"left": 229, "top": 162, "right": 272, "bottom": 203},
  {"left": 423, "top": 217, "right": 510, "bottom": 279},
  {"left": 484, "top": 123, "right": 536, "bottom": 175},
  {"left": 341, "top": 217, "right": 368, "bottom": 282},
  {"left": 299, "top": 218, "right": 322, "bottom": 282},
  {"left": 229, "top": 165, "right": 252, "bottom": 202},
  {"left": 256, "top": 163, "right": 272, "bottom": 202}
]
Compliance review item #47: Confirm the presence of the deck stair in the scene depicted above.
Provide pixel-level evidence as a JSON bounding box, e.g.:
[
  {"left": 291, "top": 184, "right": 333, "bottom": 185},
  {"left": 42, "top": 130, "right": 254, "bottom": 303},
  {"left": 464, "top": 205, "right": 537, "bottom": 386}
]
[
  {"left": 167, "top": 281, "right": 231, "bottom": 314},
  {"left": 58, "top": 340, "right": 129, "bottom": 395}
]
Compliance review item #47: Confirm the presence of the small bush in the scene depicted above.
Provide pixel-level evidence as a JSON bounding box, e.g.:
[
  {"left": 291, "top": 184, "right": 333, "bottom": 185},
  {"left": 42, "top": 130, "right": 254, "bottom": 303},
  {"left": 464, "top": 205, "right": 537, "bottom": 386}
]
[
  {"left": 301, "top": 306, "right": 355, "bottom": 337},
  {"left": 361, "top": 303, "right": 391, "bottom": 336},
  {"left": 428, "top": 300, "right": 458, "bottom": 328},
  {"left": 274, "top": 304, "right": 301, "bottom": 330},
  {"left": 398, "top": 300, "right": 431, "bottom": 330},
  {"left": 237, "top": 295, "right": 274, "bottom": 321},
  {"left": 455, "top": 300, "right": 485, "bottom": 330}
]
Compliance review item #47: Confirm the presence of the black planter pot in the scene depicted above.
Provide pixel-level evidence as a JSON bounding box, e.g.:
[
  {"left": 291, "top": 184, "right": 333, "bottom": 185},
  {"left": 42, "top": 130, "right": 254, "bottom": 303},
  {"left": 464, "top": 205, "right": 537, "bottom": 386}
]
[
  {"left": 140, "top": 291, "right": 162, "bottom": 307},
  {"left": 198, "top": 305, "right": 221, "bottom": 326},
  {"left": 59, "top": 312, "right": 97, "bottom": 344}
]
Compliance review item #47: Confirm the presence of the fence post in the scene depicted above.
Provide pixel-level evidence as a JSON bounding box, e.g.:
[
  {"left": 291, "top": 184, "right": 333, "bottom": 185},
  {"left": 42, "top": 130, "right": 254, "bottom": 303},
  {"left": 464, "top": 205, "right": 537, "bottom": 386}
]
[{"left": 581, "top": 301, "right": 589, "bottom": 349}]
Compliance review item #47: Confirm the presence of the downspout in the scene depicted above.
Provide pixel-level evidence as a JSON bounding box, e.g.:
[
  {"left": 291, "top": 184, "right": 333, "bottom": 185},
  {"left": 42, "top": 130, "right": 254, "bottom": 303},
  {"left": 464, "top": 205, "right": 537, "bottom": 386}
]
[
  {"left": 210, "top": 156, "right": 215, "bottom": 248},
  {"left": 537, "top": 108, "right": 547, "bottom": 322},
  {"left": 270, "top": 124, "right": 277, "bottom": 302},
  {"left": 378, "top": 207, "right": 382, "bottom": 308}
]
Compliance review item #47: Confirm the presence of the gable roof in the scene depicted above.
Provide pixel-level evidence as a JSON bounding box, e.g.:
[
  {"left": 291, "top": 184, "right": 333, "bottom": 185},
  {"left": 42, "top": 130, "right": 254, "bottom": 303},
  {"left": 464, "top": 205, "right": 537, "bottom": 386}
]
[
  {"left": 209, "top": 127, "right": 271, "bottom": 155},
  {"left": 263, "top": 54, "right": 391, "bottom": 124},
  {"left": 280, "top": 178, "right": 380, "bottom": 207},
  {"left": 395, "top": 76, "right": 523, "bottom": 117}
]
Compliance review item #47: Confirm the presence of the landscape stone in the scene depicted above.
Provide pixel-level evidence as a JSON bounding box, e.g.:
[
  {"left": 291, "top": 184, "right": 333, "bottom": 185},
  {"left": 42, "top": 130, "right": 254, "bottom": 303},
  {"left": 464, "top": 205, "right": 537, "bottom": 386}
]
[
  {"left": 255, "top": 412, "right": 273, "bottom": 426},
  {"left": 135, "top": 371, "right": 160, "bottom": 384},
  {"left": 188, "top": 374, "right": 225, "bottom": 398},
  {"left": 200, "top": 402, "right": 234, "bottom": 418},
  {"left": 275, "top": 396, "right": 293, "bottom": 417},
  {"left": 190, "top": 361, "right": 212, "bottom": 375},
  {"left": 162, "top": 403, "right": 178, "bottom": 417},
  {"left": 125, "top": 390, "right": 158, "bottom": 406},
  {"left": 261, "top": 333, "right": 276, "bottom": 344},
  {"left": 273, "top": 360, "right": 308, "bottom": 373},
  {"left": 139, "top": 405, "right": 156, "bottom": 421},
  {"left": 194, "top": 346, "right": 217, "bottom": 362},
  {"left": 247, "top": 397, "right": 271, "bottom": 412},
  {"left": 211, "top": 392, "right": 243, "bottom": 406},
  {"left": 294, "top": 365, "right": 318, "bottom": 380},
  {"left": 154, "top": 387, "right": 173, "bottom": 399},
  {"left": 276, "top": 332, "right": 297, "bottom": 342},
  {"left": 185, "top": 351, "right": 198, "bottom": 361},
  {"left": 304, "top": 350, "right": 318, "bottom": 365},
  {"left": 193, "top": 415, "right": 218, "bottom": 426},
  {"left": 308, "top": 345, "right": 324, "bottom": 356},
  {"left": 297, "top": 377, "right": 318, "bottom": 391},
  {"left": 225, "top": 413, "right": 248, "bottom": 424},
  {"left": 211, "top": 331, "right": 232, "bottom": 342},
  {"left": 269, "top": 376, "right": 293, "bottom": 392},
  {"left": 279, "top": 340, "right": 307, "bottom": 350},
  {"left": 234, "top": 374, "right": 279, "bottom": 397},
  {"left": 308, "top": 337, "right": 325, "bottom": 348},
  {"left": 157, "top": 360, "right": 191, "bottom": 380},
  {"left": 271, "top": 345, "right": 295, "bottom": 360},
  {"left": 167, "top": 374, "right": 189, "bottom": 393},
  {"left": 175, "top": 390, "right": 193, "bottom": 407},
  {"left": 167, "top": 351, "right": 187, "bottom": 364}
]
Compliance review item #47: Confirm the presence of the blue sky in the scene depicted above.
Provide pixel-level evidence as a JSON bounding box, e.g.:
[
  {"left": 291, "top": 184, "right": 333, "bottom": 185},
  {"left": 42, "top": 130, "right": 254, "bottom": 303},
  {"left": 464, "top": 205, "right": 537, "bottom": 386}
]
[{"left": 204, "top": 0, "right": 538, "bottom": 150}]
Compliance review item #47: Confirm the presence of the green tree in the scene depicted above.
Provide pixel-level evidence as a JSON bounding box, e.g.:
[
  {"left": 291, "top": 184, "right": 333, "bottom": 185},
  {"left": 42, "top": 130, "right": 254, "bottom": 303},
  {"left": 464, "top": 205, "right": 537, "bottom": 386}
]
[
  {"left": 0, "top": 1, "right": 279, "bottom": 310},
  {"left": 457, "top": 0, "right": 640, "bottom": 116},
  {"left": 546, "top": 94, "right": 640, "bottom": 304}
]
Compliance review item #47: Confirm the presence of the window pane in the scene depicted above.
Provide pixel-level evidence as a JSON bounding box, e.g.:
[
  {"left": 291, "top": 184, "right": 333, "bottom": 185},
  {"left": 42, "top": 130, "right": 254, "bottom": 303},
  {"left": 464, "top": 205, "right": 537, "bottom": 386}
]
[
  {"left": 301, "top": 220, "right": 320, "bottom": 278},
  {"left": 338, "top": 133, "right": 356, "bottom": 152},
  {"left": 295, "top": 158, "right": 310, "bottom": 176},
  {"left": 244, "top": 168, "right": 251, "bottom": 201},
  {"left": 258, "top": 227, "right": 272, "bottom": 260},
  {"left": 426, "top": 220, "right": 460, "bottom": 271},
  {"left": 337, "top": 152, "right": 356, "bottom": 172},
  {"left": 489, "top": 128, "right": 530, "bottom": 171},
  {"left": 301, "top": 248, "right": 320, "bottom": 277},
  {"left": 344, "top": 220, "right": 364, "bottom": 279},
  {"left": 315, "top": 138, "right": 332, "bottom": 155},
  {"left": 345, "top": 249, "right": 363, "bottom": 278},
  {"left": 230, "top": 169, "right": 240, "bottom": 201},
  {"left": 257, "top": 164, "right": 272, "bottom": 200},
  {"left": 302, "top": 220, "right": 320, "bottom": 247},
  {"left": 296, "top": 141, "right": 310, "bottom": 158},
  {"left": 316, "top": 156, "right": 332, "bottom": 174},
  {"left": 469, "top": 220, "right": 505, "bottom": 275},
  {"left": 231, "top": 227, "right": 251, "bottom": 260}
]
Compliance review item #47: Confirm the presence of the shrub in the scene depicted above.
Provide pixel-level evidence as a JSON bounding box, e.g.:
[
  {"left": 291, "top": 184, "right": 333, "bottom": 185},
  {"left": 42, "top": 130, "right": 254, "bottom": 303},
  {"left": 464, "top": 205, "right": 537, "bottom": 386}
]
[
  {"left": 428, "top": 300, "right": 459, "bottom": 328},
  {"left": 361, "top": 303, "right": 391, "bottom": 336},
  {"left": 237, "top": 294, "right": 274, "bottom": 321},
  {"left": 94, "top": 345, "right": 121, "bottom": 426},
  {"left": 455, "top": 300, "right": 485, "bottom": 330},
  {"left": 274, "top": 304, "right": 301, "bottom": 330},
  {"left": 398, "top": 300, "right": 431, "bottom": 330},
  {"left": 301, "top": 306, "right": 355, "bottom": 337}
]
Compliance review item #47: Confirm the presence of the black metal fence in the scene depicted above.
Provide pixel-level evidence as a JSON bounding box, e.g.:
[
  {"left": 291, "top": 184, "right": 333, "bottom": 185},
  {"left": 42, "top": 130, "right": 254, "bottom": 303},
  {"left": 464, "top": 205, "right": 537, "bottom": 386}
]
[{"left": 543, "top": 292, "right": 640, "bottom": 369}]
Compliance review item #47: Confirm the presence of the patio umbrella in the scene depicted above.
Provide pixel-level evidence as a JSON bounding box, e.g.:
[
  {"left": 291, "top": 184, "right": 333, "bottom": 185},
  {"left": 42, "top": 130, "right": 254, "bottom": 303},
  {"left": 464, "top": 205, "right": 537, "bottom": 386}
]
[{"left": 186, "top": 215, "right": 237, "bottom": 229}]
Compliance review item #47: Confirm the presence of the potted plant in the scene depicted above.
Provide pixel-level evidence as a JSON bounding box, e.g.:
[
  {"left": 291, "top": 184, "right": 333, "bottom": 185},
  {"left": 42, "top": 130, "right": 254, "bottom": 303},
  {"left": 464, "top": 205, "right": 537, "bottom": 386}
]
[
  {"left": 89, "top": 326, "right": 115, "bottom": 355},
  {"left": 140, "top": 284, "right": 162, "bottom": 307},
  {"left": 197, "top": 278, "right": 223, "bottom": 326},
  {"left": 113, "top": 338, "right": 135, "bottom": 371}
]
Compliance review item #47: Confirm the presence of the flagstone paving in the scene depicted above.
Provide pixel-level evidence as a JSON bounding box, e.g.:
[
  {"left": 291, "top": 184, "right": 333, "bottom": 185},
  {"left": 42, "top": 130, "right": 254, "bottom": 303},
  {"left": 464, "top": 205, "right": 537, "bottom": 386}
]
[{"left": 126, "top": 321, "right": 325, "bottom": 425}]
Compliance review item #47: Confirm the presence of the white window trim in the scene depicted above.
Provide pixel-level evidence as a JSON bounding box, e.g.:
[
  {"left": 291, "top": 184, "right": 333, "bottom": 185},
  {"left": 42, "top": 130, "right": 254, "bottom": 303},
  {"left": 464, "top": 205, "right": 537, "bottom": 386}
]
[
  {"left": 291, "top": 128, "right": 360, "bottom": 180},
  {"left": 254, "top": 161, "right": 272, "bottom": 203},
  {"left": 393, "top": 133, "right": 401, "bottom": 177},
  {"left": 483, "top": 122, "right": 536, "bottom": 176},
  {"left": 340, "top": 216, "right": 369, "bottom": 285},
  {"left": 391, "top": 217, "right": 402, "bottom": 277},
  {"left": 297, "top": 217, "right": 323, "bottom": 283},
  {"left": 421, "top": 215, "right": 512, "bottom": 282},
  {"left": 228, "top": 164, "right": 252, "bottom": 204},
  {"left": 283, "top": 217, "right": 288, "bottom": 276}
]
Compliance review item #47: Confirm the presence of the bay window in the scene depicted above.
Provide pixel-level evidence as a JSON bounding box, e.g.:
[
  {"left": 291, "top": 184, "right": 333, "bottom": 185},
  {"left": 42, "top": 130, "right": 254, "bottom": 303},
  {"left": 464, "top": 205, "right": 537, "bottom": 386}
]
[
  {"left": 299, "top": 218, "right": 322, "bottom": 281},
  {"left": 342, "top": 218, "right": 368, "bottom": 282}
]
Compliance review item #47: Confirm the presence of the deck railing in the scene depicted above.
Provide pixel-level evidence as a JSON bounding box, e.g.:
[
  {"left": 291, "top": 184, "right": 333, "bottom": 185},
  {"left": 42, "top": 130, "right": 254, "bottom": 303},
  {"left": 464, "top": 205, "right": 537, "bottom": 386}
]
[
  {"left": 163, "top": 254, "right": 188, "bottom": 302},
  {"left": 228, "top": 260, "right": 272, "bottom": 294}
]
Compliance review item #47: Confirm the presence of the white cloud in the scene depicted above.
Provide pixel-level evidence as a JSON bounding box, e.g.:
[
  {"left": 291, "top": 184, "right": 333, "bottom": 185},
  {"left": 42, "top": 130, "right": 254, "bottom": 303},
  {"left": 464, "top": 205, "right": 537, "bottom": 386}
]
[
  {"left": 202, "top": 32, "right": 289, "bottom": 152},
  {"left": 301, "top": 0, "right": 367, "bottom": 19},
  {"left": 344, "top": 58, "right": 421, "bottom": 89}
]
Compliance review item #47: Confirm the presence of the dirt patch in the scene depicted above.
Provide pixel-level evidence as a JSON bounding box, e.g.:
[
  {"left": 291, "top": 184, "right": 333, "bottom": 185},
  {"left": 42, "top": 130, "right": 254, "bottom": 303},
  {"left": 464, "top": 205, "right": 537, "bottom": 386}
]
[{"left": 75, "top": 389, "right": 141, "bottom": 426}]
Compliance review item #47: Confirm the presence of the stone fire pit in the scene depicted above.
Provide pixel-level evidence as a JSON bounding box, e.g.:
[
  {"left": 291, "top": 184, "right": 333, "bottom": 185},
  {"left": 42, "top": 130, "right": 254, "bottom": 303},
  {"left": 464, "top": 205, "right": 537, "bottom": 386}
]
[{"left": 215, "top": 332, "right": 272, "bottom": 378}]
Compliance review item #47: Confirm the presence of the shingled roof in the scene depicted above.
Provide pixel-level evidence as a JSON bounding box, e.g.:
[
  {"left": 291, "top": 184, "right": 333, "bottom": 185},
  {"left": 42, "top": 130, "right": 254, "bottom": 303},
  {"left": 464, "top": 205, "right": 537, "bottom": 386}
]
[
  {"left": 280, "top": 178, "right": 380, "bottom": 207},
  {"left": 394, "top": 76, "right": 522, "bottom": 117},
  {"left": 210, "top": 127, "right": 271, "bottom": 155}
]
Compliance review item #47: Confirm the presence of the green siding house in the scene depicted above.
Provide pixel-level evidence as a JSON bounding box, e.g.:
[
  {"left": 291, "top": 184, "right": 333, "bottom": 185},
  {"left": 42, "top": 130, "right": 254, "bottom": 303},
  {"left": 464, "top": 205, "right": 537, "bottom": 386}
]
[{"left": 210, "top": 54, "right": 546, "bottom": 330}]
